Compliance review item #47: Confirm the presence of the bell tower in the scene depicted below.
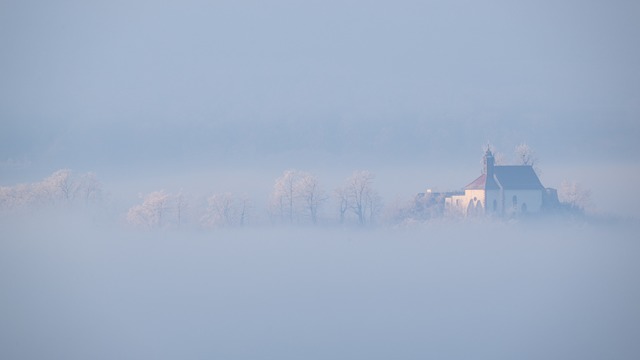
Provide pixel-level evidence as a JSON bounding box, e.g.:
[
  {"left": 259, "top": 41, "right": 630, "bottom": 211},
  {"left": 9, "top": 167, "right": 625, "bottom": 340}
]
[{"left": 484, "top": 147, "right": 495, "bottom": 177}]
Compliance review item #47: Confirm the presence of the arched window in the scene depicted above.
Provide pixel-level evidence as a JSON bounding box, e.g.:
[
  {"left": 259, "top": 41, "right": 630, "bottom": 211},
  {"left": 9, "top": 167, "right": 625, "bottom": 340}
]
[
  {"left": 467, "top": 200, "right": 476, "bottom": 216},
  {"left": 493, "top": 199, "right": 497, "bottom": 212},
  {"left": 512, "top": 195, "right": 518, "bottom": 208}
]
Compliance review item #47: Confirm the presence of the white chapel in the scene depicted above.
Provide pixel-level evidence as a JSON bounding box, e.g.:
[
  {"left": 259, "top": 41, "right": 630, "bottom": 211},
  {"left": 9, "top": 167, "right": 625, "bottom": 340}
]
[{"left": 445, "top": 148, "right": 547, "bottom": 217}]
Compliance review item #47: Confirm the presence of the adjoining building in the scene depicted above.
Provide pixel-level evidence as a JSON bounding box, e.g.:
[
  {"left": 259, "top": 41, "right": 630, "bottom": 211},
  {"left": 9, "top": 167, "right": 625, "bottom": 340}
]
[{"left": 445, "top": 148, "right": 557, "bottom": 217}]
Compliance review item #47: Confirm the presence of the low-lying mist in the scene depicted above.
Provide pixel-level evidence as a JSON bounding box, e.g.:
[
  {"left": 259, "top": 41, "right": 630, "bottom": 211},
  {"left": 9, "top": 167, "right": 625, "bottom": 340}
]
[
  {"left": 2, "top": 215, "right": 639, "bottom": 360},
  {"left": 3, "top": 0, "right": 639, "bottom": 357}
]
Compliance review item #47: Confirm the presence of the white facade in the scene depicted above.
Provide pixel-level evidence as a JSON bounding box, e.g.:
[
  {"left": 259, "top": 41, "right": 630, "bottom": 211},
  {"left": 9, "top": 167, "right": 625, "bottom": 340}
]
[
  {"left": 445, "top": 190, "right": 484, "bottom": 216},
  {"left": 446, "top": 185, "right": 543, "bottom": 217},
  {"left": 445, "top": 149, "right": 545, "bottom": 218},
  {"left": 502, "top": 190, "right": 542, "bottom": 215}
]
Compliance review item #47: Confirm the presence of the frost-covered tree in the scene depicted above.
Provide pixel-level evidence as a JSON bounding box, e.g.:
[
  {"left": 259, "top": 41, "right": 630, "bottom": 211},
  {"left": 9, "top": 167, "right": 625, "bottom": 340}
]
[
  {"left": 295, "top": 172, "right": 326, "bottom": 224},
  {"left": 515, "top": 142, "right": 542, "bottom": 175},
  {"left": 515, "top": 142, "right": 537, "bottom": 166},
  {"left": 0, "top": 183, "right": 30, "bottom": 211},
  {"left": 237, "top": 194, "right": 251, "bottom": 227},
  {"left": 335, "top": 187, "right": 349, "bottom": 225},
  {"left": 339, "top": 170, "right": 381, "bottom": 226},
  {"left": 175, "top": 189, "right": 188, "bottom": 228},
  {"left": 127, "top": 190, "right": 171, "bottom": 229},
  {"left": 559, "top": 180, "right": 591, "bottom": 212},
  {"left": 514, "top": 142, "right": 543, "bottom": 175},
  {"left": 270, "top": 170, "right": 326, "bottom": 225},
  {"left": 271, "top": 170, "right": 299, "bottom": 223},
  {"left": 39, "top": 169, "right": 78, "bottom": 204},
  {"left": 78, "top": 172, "right": 102, "bottom": 206},
  {"left": 0, "top": 185, "right": 17, "bottom": 212},
  {"left": 201, "top": 192, "right": 236, "bottom": 228},
  {"left": 200, "top": 192, "right": 251, "bottom": 228},
  {"left": 0, "top": 169, "right": 102, "bottom": 214}
]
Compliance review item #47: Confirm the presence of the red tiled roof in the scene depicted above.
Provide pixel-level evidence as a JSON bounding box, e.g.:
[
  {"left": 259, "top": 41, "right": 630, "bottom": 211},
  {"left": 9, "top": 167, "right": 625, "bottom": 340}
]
[
  {"left": 465, "top": 174, "right": 487, "bottom": 190},
  {"left": 465, "top": 173, "right": 501, "bottom": 190}
]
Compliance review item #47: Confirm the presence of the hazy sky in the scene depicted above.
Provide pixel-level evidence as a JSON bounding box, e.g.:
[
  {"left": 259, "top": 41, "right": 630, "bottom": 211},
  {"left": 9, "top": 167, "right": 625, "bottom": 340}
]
[{"left": 1, "top": 0, "right": 639, "bottom": 174}]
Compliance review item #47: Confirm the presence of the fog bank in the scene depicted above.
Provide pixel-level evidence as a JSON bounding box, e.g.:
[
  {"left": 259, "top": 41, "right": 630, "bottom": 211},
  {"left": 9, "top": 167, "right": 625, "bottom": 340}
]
[{"left": 2, "top": 219, "right": 639, "bottom": 359}]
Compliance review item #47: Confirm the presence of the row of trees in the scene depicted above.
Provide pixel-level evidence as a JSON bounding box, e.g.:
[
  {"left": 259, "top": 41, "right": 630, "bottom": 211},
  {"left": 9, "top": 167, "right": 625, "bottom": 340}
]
[
  {"left": 122, "top": 173, "right": 592, "bottom": 230},
  {"left": 0, "top": 169, "right": 101, "bottom": 214},
  {"left": 270, "top": 170, "right": 325, "bottom": 225},
  {"left": 268, "top": 170, "right": 381, "bottom": 226},
  {"left": 125, "top": 190, "right": 251, "bottom": 230},
  {"left": 1, "top": 146, "right": 593, "bottom": 228},
  {"left": 124, "top": 170, "right": 384, "bottom": 229}
]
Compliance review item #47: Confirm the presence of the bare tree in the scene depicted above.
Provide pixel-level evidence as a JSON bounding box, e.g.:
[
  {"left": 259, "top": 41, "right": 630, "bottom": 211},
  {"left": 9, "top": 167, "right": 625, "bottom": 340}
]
[
  {"left": 41, "top": 169, "right": 101, "bottom": 206},
  {"left": 0, "top": 169, "right": 104, "bottom": 214},
  {"left": 200, "top": 192, "right": 252, "bottom": 228},
  {"left": 515, "top": 142, "right": 537, "bottom": 166},
  {"left": 335, "top": 186, "right": 349, "bottom": 225},
  {"left": 270, "top": 170, "right": 326, "bottom": 225},
  {"left": 78, "top": 172, "right": 102, "bottom": 206},
  {"left": 40, "top": 169, "right": 78, "bottom": 204},
  {"left": 237, "top": 194, "right": 251, "bottom": 227},
  {"left": 175, "top": 189, "right": 188, "bottom": 228},
  {"left": 295, "top": 172, "right": 327, "bottom": 224},
  {"left": 271, "top": 170, "right": 299, "bottom": 223},
  {"left": 515, "top": 142, "right": 543, "bottom": 175},
  {"left": 559, "top": 180, "right": 591, "bottom": 212},
  {"left": 127, "top": 190, "right": 171, "bottom": 229},
  {"left": 201, "top": 192, "right": 237, "bottom": 228},
  {"left": 366, "top": 189, "right": 383, "bottom": 225},
  {"left": 340, "top": 170, "right": 380, "bottom": 226}
]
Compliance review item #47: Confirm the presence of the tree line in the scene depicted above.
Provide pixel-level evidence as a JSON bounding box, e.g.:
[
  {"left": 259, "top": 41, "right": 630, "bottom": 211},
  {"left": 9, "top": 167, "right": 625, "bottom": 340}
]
[
  {"left": 0, "top": 144, "right": 593, "bottom": 228},
  {"left": 0, "top": 169, "right": 101, "bottom": 213},
  {"left": 124, "top": 169, "right": 384, "bottom": 230}
]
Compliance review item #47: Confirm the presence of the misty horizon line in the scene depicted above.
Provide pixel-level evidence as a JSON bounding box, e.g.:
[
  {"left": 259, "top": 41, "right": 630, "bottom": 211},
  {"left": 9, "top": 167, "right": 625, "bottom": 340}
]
[{"left": 0, "top": 165, "right": 602, "bottom": 232}]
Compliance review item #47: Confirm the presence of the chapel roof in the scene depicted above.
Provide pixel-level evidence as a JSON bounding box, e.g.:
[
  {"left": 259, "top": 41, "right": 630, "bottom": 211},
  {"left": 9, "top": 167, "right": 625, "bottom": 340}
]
[
  {"left": 464, "top": 165, "right": 544, "bottom": 191},
  {"left": 493, "top": 166, "right": 544, "bottom": 190},
  {"left": 465, "top": 173, "right": 500, "bottom": 190}
]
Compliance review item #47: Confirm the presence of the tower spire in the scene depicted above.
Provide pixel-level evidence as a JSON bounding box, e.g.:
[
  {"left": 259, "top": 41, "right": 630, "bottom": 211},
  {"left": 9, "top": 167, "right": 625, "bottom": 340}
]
[{"left": 484, "top": 145, "right": 495, "bottom": 176}]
